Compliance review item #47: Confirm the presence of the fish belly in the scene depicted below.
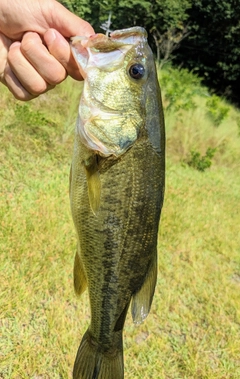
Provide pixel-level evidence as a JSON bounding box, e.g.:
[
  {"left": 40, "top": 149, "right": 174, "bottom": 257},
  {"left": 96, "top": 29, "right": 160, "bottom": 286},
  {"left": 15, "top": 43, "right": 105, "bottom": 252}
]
[{"left": 70, "top": 132, "right": 164, "bottom": 378}]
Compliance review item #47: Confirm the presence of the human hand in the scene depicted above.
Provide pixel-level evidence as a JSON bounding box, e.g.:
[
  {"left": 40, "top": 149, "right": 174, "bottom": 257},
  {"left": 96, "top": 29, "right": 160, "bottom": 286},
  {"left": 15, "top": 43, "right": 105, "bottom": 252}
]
[{"left": 0, "top": 0, "right": 94, "bottom": 100}]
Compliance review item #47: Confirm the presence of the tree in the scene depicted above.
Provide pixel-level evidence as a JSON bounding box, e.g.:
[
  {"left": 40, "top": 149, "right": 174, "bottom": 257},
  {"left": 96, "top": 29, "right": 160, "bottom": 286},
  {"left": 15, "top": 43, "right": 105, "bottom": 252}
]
[
  {"left": 176, "top": 0, "right": 240, "bottom": 102},
  {"left": 59, "top": 0, "right": 240, "bottom": 102},
  {"left": 60, "top": 0, "right": 91, "bottom": 18},
  {"left": 60, "top": 0, "right": 191, "bottom": 68}
]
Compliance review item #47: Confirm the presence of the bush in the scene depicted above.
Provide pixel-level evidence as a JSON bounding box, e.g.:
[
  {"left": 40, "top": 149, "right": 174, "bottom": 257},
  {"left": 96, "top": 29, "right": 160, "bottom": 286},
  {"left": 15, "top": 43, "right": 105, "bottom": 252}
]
[
  {"left": 206, "top": 95, "right": 230, "bottom": 126},
  {"left": 160, "top": 67, "right": 203, "bottom": 112},
  {"left": 185, "top": 147, "right": 216, "bottom": 172},
  {"left": 13, "top": 104, "right": 51, "bottom": 127}
]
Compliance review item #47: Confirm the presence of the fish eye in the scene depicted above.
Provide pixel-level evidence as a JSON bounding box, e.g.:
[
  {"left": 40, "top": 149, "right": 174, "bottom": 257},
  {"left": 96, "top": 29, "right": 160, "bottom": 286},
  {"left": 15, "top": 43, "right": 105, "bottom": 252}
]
[{"left": 128, "top": 63, "right": 145, "bottom": 79}]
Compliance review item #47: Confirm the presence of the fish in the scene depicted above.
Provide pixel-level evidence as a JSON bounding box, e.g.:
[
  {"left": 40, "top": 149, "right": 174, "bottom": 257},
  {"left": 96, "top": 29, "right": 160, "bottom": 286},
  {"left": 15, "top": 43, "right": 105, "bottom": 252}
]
[{"left": 69, "top": 26, "right": 165, "bottom": 379}]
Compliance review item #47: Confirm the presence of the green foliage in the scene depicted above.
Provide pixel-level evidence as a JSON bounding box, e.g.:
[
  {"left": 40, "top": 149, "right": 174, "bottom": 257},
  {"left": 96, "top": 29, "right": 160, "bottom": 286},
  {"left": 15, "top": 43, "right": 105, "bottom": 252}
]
[
  {"left": 60, "top": 0, "right": 91, "bottom": 18},
  {"left": 236, "top": 116, "right": 240, "bottom": 136},
  {"left": 206, "top": 95, "right": 230, "bottom": 126},
  {"left": 176, "top": 0, "right": 240, "bottom": 101},
  {"left": 13, "top": 103, "right": 51, "bottom": 127},
  {"left": 160, "top": 67, "right": 202, "bottom": 111},
  {"left": 6, "top": 103, "right": 56, "bottom": 146},
  {"left": 185, "top": 147, "right": 216, "bottom": 172},
  {"left": 151, "top": 0, "right": 191, "bottom": 30},
  {"left": 159, "top": 66, "right": 240, "bottom": 168},
  {"left": 60, "top": 0, "right": 240, "bottom": 102},
  {"left": 60, "top": 0, "right": 191, "bottom": 33},
  {"left": 59, "top": 0, "right": 193, "bottom": 70}
]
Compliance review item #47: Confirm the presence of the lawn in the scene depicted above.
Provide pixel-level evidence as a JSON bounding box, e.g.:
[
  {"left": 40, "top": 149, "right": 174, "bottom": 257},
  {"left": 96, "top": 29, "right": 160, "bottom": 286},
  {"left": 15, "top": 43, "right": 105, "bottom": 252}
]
[{"left": 0, "top": 70, "right": 240, "bottom": 378}]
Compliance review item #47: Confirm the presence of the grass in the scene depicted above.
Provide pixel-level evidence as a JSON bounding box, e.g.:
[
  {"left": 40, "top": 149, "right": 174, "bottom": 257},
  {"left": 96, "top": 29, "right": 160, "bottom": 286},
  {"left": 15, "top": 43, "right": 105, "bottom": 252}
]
[{"left": 0, "top": 67, "right": 240, "bottom": 378}]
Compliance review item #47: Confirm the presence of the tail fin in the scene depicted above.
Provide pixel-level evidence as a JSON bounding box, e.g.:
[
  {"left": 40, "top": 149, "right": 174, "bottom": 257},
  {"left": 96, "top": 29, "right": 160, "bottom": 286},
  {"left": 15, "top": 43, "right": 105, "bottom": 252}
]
[{"left": 73, "top": 330, "right": 124, "bottom": 379}]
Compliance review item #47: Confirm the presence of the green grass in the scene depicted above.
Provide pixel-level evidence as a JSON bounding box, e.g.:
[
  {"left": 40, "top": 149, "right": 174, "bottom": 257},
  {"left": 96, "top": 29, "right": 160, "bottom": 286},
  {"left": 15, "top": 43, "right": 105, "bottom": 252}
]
[{"left": 1, "top": 68, "right": 240, "bottom": 378}]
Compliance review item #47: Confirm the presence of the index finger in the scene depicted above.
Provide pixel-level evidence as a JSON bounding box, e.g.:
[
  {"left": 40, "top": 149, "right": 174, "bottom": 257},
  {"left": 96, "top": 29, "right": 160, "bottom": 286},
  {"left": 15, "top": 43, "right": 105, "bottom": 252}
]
[{"left": 44, "top": 28, "right": 84, "bottom": 81}]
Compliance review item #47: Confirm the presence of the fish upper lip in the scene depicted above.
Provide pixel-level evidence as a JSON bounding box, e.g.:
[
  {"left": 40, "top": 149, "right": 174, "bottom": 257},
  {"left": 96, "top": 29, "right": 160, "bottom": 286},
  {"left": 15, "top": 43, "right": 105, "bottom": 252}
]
[{"left": 110, "top": 26, "right": 148, "bottom": 40}]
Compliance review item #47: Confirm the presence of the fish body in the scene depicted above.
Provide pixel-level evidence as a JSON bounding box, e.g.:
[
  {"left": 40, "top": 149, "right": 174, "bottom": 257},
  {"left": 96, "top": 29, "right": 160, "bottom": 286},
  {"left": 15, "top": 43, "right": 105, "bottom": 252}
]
[{"left": 70, "top": 27, "right": 165, "bottom": 379}]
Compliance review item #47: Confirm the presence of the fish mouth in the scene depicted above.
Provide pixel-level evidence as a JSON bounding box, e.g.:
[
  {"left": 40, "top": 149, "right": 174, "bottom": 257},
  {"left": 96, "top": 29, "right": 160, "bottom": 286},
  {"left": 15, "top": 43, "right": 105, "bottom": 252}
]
[
  {"left": 70, "top": 27, "right": 148, "bottom": 77},
  {"left": 110, "top": 27, "right": 147, "bottom": 44},
  {"left": 71, "top": 26, "right": 147, "bottom": 49}
]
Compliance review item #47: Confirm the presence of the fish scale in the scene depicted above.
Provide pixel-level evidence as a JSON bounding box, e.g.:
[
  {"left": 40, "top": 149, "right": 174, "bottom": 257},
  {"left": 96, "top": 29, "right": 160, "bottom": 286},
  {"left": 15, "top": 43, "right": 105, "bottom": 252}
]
[{"left": 70, "top": 27, "right": 165, "bottom": 379}]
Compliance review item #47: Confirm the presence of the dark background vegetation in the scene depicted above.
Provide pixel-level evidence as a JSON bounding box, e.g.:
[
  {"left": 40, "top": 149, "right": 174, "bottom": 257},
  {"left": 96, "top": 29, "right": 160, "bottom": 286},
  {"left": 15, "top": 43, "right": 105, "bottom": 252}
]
[{"left": 60, "top": 0, "right": 240, "bottom": 105}]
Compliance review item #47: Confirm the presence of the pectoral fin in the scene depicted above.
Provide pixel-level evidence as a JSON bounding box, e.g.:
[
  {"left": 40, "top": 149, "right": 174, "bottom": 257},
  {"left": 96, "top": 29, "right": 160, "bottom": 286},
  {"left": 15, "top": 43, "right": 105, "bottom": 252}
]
[
  {"left": 74, "top": 245, "right": 87, "bottom": 296},
  {"left": 84, "top": 155, "right": 101, "bottom": 214},
  {"left": 131, "top": 254, "right": 157, "bottom": 324}
]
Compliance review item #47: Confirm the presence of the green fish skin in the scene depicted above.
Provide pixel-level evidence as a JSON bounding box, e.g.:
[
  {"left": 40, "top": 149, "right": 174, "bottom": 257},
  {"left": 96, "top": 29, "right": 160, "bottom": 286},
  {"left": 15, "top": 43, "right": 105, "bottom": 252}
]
[{"left": 70, "top": 27, "right": 165, "bottom": 379}]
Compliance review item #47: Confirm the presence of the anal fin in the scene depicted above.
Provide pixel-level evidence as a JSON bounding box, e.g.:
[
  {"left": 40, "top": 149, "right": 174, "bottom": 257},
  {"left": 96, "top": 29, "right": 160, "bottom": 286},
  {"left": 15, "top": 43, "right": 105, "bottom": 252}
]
[{"left": 131, "top": 253, "right": 157, "bottom": 324}]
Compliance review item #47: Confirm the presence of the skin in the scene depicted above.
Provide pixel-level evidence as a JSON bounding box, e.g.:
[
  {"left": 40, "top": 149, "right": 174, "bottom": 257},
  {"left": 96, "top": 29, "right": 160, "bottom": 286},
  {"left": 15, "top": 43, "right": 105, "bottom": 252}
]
[{"left": 0, "top": 0, "right": 94, "bottom": 100}]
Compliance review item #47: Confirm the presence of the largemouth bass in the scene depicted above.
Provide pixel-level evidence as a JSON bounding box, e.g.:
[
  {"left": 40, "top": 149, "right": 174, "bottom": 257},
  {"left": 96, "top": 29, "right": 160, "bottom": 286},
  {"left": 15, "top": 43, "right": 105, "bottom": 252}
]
[{"left": 70, "top": 26, "right": 165, "bottom": 379}]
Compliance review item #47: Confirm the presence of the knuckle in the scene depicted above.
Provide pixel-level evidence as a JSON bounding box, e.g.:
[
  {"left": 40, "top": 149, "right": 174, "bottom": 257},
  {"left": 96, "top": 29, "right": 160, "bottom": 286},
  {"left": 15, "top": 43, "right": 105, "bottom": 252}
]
[
  {"left": 29, "top": 82, "right": 48, "bottom": 96},
  {"left": 21, "top": 33, "right": 40, "bottom": 55},
  {"left": 21, "top": 40, "right": 35, "bottom": 56},
  {"left": 8, "top": 45, "right": 20, "bottom": 64},
  {"left": 47, "top": 69, "right": 66, "bottom": 85}
]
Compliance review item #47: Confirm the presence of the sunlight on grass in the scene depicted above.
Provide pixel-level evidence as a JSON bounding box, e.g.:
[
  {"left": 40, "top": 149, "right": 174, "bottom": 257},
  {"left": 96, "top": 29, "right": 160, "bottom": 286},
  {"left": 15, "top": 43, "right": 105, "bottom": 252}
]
[
  {"left": 1, "top": 71, "right": 240, "bottom": 378},
  {"left": 159, "top": 67, "right": 240, "bottom": 169}
]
